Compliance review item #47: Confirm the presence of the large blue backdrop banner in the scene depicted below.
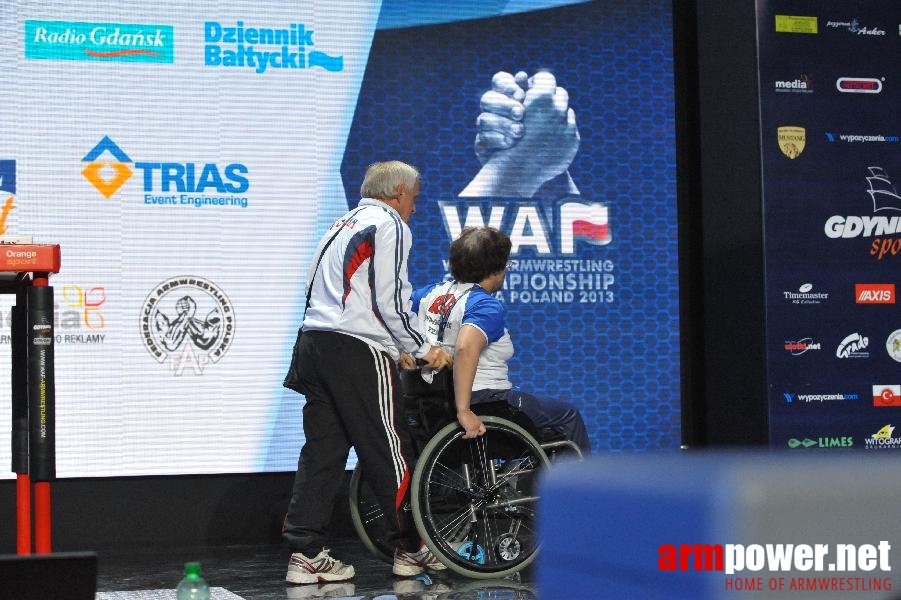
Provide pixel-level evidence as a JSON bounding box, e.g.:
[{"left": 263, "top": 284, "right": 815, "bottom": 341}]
[{"left": 759, "top": 0, "right": 901, "bottom": 451}]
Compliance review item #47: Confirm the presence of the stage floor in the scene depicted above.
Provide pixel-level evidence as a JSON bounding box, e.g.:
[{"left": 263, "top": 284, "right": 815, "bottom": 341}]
[{"left": 94, "top": 536, "right": 538, "bottom": 599}]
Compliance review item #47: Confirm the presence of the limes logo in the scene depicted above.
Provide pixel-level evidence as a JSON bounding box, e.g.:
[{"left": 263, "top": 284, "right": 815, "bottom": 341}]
[{"left": 82, "top": 136, "right": 133, "bottom": 199}]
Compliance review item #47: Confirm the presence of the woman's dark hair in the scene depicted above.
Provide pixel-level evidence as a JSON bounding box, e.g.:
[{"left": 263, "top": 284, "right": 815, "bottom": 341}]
[{"left": 449, "top": 227, "right": 511, "bottom": 283}]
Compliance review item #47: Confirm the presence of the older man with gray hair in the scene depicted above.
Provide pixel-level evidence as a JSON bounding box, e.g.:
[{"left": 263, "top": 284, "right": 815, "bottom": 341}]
[{"left": 283, "top": 161, "right": 451, "bottom": 584}]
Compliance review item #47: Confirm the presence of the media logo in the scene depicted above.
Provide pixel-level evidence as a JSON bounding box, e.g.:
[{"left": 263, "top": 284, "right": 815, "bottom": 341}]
[
  {"left": 777, "top": 126, "right": 805, "bottom": 159},
  {"left": 865, "top": 424, "right": 901, "bottom": 449},
  {"left": 782, "top": 282, "right": 828, "bottom": 304},
  {"left": 0, "top": 160, "right": 18, "bottom": 234},
  {"left": 82, "top": 136, "right": 134, "bottom": 199},
  {"left": 25, "top": 20, "right": 173, "bottom": 63},
  {"left": 836, "top": 77, "right": 883, "bottom": 94},
  {"left": 140, "top": 276, "right": 235, "bottom": 375},
  {"left": 775, "top": 15, "right": 818, "bottom": 34},
  {"left": 774, "top": 75, "right": 813, "bottom": 93},
  {"left": 856, "top": 283, "right": 895, "bottom": 304},
  {"left": 886, "top": 331, "right": 901, "bottom": 363},
  {"left": 784, "top": 337, "right": 821, "bottom": 355},
  {"left": 82, "top": 137, "right": 250, "bottom": 207},
  {"left": 836, "top": 332, "right": 869, "bottom": 358},
  {"left": 873, "top": 384, "right": 901, "bottom": 406},
  {"left": 824, "top": 167, "right": 901, "bottom": 260},
  {"left": 204, "top": 21, "right": 343, "bottom": 73}
]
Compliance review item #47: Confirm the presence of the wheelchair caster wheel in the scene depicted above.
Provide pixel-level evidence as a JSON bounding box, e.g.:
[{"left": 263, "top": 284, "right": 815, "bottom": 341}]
[
  {"left": 456, "top": 541, "right": 486, "bottom": 564},
  {"left": 495, "top": 534, "right": 522, "bottom": 561}
]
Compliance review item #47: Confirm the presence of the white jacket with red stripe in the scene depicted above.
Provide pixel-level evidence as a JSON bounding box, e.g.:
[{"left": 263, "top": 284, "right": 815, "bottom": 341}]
[{"left": 301, "top": 198, "right": 430, "bottom": 361}]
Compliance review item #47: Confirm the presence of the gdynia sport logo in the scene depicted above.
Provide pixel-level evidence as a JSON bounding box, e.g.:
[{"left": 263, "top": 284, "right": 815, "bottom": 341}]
[
  {"left": 659, "top": 541, "right": 892, "bottom": 592},
  {"left": 81, "top": 136, "right": 250, "bottom": 208},
  {"left": 25, "top": 20, "right": 173, "bottom": 63}
]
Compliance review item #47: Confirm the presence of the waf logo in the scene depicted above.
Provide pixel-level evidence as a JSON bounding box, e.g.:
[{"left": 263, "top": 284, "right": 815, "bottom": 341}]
[
  {"left": 873, "top": 385, "right": 901, "bottom": 406},
  {"left": 82, "top": 136, "right": 133, "bottom": 199},
  {"left": 856, "top": 283, "right": 895, "bottom": 303}
]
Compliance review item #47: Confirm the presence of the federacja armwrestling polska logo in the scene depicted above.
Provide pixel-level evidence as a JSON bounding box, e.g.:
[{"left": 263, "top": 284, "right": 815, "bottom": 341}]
[{"left": 140, "top": 275, "right": 235, "bottom": 375}]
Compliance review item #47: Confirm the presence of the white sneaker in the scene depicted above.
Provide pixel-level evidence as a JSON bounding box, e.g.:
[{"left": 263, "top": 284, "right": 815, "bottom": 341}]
[
  {"left": 393, "top": 544, "right": 448, "bottom": 576},
  {"left": 286, "top": 548, "right": 355, "bottom": 584}
]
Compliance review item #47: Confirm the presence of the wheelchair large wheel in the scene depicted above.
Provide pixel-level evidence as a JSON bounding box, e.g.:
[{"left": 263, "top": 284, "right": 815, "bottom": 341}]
[
  {"left": 411, "top": 416, "right": 550, "bottom": 579},
  {"left": 348, "top": 465, "right": 394, "bottom": 564}
]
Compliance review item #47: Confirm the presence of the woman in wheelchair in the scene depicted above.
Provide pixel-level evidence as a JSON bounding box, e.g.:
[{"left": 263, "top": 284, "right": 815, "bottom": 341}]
[{"left": 409, "top": 226, "right": 591, "bottom": 455}]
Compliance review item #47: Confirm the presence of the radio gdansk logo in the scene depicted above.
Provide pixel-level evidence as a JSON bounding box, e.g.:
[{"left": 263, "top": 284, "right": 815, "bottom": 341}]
[
  {"left": 25, "top": 20, "right": 173, "bottom": 63},
  {"left": 204, "top": 21, "right": 343, "bottom": 73},
  {"left": 825, "top": 166, "right": 901, "bottom": 260},
  {"left": 866, "top": 424, "right": 901, "bottom": 449},
  {"left": 836, "top": 332, "right": 869, "bottom": 358},
  {"left": 140, "top": 276, "right": 235, "bottom": 375},
  {"left": 82, "top": 136, "right": 250, "bottom": 208},
  {"left": 873, "top": 385, "right": 901, "bottom": 406},
  {"left": 782, "top": 282, "right": 827, "bottom": 304},
  {"left": 857, "top": 283, "right": 895, "bottom": 303}
]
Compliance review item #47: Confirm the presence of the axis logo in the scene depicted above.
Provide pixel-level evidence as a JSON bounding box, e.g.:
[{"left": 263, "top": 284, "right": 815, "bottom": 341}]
[
  {"left": 856, "top": 283, "right": 894, "bottom": 303},
  {"left": 82, "top": 136, "right": 134, "bottom": 199}
]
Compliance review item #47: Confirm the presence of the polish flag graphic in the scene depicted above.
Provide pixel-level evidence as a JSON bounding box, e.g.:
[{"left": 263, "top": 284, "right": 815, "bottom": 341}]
[{"left": 560, "top": 202, "right": 611, "bottom": 253}]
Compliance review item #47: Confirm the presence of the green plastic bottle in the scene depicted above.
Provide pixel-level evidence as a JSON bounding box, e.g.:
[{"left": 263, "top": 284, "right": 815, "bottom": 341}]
[{"left": 176, "top": 562, "right": 210, "bottom": 600}]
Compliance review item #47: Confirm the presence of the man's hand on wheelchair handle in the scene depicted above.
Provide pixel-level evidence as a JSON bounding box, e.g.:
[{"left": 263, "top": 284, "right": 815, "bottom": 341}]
[
  {"left": 421, "top": 346, "right": 453, "bottom": 370},
  {"left": 458, "top": 409, "right": 486, "bottom": 438}
]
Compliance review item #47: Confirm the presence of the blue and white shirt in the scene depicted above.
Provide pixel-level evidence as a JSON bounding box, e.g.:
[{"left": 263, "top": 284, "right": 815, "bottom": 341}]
[
  {"left": 412, "top": 281, "right": 513, "bottom": 391},
  {"left": 302, "top": 198, "right": 429, "bottom": 361}
]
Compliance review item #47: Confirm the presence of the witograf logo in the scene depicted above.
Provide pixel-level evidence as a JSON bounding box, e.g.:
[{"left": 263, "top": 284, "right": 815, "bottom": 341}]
[{"left": 140, "top": 276, "right": 235, "bottom": 375}]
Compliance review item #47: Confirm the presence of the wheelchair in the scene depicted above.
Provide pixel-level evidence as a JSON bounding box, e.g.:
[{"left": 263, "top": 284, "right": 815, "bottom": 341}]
[{"left": 348, "top": 367, "right": 581, "bottom": 579}]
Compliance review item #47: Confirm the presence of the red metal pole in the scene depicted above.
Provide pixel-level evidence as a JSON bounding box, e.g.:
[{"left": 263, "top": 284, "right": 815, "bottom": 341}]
[
  {"left": 16, "top": 473, "right": 31, "bottom": 554},
  {"left": 33, "top": 481, "right": 51, "bottom": 553}
]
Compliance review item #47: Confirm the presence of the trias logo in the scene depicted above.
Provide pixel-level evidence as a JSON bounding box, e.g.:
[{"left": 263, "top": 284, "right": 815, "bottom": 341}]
[
  {"left": 82, "top": 136, "right": 250, "bottom": 206},
  {"left": 873, "top": 385, "right": 901, "bottom": 407},
  {"left": 856, "top": 283, "right": 895, "bottom": 303}
]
